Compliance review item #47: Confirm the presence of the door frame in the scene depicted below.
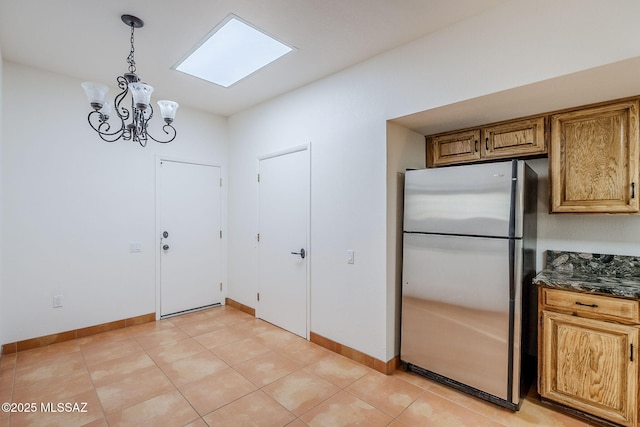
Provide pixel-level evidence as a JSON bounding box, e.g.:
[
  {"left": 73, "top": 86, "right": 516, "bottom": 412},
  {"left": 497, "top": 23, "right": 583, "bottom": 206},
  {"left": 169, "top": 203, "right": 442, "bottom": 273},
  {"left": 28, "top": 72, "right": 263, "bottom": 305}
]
[
  {"left": 256, "top": 143, "right": 311, "bottom": 339},
  {"left": 155, "top": 155, "right": 226, "bottom": 320}
]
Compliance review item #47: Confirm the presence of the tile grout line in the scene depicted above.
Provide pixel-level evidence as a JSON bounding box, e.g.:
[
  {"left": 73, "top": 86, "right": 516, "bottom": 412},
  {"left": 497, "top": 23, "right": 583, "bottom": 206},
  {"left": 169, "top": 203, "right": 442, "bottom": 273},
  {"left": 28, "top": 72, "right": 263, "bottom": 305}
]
[
  {"left": 77, "top": 343, "right": 109, "bottom": 426},
  {"left": 134, "top": 328, "right": 216, "bottom": 426}
]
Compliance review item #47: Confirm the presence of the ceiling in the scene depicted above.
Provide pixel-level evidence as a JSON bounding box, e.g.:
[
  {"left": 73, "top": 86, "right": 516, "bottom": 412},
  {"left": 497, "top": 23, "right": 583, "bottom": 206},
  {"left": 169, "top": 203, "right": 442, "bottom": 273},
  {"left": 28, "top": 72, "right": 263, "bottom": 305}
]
[{"left": 0, "top": 0, "right": 508, "bottom": 117}]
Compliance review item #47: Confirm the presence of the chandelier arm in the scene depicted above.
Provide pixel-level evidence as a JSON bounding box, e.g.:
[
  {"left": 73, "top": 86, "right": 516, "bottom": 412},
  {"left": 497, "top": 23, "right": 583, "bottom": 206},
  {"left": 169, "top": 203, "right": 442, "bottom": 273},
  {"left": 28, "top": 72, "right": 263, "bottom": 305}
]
[
  {"left": 116, "top": 75, "right": 129, "bottom": 91},
  {"left": 145, "top": 103, "right": 154, "bottom": 121},
  {"left": 113, "top": 77, "right": 131, "bottom": 122},
  {"left": 86, "top": 111, "right": 126, "bottom": 142},
  {"left": 137, "top": 136, "right": 148, "bottom": 148},
  {"left": 135, "top": 107, "right": 146, "bottom": 144},
  {"left": 134, "top": 105, "right": 153, "bottom": 146},
  {"left": 146, "top": 124, "right": 177, "bottom": 144}
]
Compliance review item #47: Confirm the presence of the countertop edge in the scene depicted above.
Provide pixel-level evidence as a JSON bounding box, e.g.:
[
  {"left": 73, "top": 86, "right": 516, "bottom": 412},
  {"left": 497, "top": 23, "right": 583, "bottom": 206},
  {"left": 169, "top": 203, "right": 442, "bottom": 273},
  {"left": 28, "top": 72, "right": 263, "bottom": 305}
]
[{"left": 533, "top": 271, "right": 640, "bottom": 300}]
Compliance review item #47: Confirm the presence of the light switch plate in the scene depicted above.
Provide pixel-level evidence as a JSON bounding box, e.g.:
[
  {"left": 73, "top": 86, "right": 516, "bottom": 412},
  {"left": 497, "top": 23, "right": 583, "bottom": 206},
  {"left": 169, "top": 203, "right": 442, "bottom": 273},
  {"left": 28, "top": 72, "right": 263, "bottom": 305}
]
[
  {"left": 53, "top": 295, "right": 63, "bottom": 308},
  {"left": 347, "top": 249, "right": 354, "bottom": 264}
]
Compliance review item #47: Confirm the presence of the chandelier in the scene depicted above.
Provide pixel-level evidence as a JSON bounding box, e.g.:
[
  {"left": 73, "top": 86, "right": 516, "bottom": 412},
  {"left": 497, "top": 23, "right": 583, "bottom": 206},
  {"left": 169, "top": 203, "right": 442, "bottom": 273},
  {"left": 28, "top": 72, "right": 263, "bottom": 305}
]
[{"left": 81, "top": 15, "right": 178, "bottom": 146}]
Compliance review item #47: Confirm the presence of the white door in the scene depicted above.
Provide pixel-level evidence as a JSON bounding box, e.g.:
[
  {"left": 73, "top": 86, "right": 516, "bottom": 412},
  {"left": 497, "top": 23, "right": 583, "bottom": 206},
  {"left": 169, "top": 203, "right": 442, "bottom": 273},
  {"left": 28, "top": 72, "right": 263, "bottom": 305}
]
[
  {"left": 159, "top": 160, "right": 222, "bottom": 316},
  {"left": 258, "top": 147, "right": 309, "bottom": 338}
]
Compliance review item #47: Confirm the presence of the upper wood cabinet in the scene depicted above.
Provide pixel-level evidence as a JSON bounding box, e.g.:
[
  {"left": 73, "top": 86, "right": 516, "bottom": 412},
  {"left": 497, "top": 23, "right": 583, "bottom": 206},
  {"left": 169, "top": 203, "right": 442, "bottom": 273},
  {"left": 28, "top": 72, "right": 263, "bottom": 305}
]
[
  {"left": 481, "top": 116, "right": 546, "bottom": 160},
  {"left": 426, "top": 116, "right": 547, "bottom": 167},
  {"left": 427, "top": 129, "right": 481, "bottom": 167},
  {"left": 549, "top": 100, "right": 640, "bottom": 213}
]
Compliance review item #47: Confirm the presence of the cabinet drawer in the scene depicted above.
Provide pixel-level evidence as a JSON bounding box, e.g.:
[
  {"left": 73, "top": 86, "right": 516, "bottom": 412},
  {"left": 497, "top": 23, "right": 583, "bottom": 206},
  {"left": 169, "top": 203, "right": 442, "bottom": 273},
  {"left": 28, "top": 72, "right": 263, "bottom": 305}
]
[{"left": 542, "top": 288, "right": 640, "bottom": 323}]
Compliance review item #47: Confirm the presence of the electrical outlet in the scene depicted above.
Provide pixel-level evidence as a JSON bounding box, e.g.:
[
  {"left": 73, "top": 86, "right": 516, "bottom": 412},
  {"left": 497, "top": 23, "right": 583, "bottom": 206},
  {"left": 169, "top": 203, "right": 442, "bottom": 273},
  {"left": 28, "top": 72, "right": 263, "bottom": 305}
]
[
  {"left": 129, "top": 242, "right": 142, "bottom": 253},
  {"left": 53, "top": 295, "right": 63, "bottom": 308}
]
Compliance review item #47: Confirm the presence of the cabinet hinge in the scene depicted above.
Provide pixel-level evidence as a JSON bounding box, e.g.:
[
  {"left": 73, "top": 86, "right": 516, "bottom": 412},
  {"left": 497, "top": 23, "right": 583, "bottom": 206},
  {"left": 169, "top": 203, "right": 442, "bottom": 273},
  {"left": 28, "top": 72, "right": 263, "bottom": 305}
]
[
  {"left": 631, "top": 343, "right": 634, "bottom": 362},
  {"left": 220, "top": 230, "right": 222, "bottom": 239},
  {"left": 257, "top": 233, "right": 260, "bottom": 242},
  {"left": 219, "top": 282, "right": 223, "bottom": 292},
  {"left": 257, "top": 174, "right": 260, "bottom": 183},
  {"left": 220, "top": 178, "right": 222, "bottom": 187},
  {"left": 257, "top": 292, "right": 260, "bottom": 302}
]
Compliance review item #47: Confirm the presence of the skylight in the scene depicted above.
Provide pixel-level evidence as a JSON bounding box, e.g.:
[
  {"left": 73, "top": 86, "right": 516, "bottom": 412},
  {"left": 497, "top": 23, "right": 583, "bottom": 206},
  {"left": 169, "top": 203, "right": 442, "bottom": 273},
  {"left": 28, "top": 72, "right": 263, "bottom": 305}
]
[{"left": 174, "top": 14, "right": 294, "bottom": 88}]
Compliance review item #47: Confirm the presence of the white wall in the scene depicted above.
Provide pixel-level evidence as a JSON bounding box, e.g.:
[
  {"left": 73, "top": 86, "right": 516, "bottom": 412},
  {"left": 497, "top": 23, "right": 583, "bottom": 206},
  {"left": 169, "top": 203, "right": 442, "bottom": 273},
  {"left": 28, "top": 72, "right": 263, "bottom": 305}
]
[
  {"left": 228, "top": 81, "right": 390, "bottom": 360},
  {"left": 527, "top": 158, "right": 640, "bottom": 265},
  {"left": 228, "top": 0, "right": 640, "bottom": 362},
  {"left": 0, "top": 48, "right": 4, "bottom": 347},
  {"left": 386, "top": 123, "right": 425, "bottom": 358},
  {"left": 1, "top": 62, "right": 228, "bottom": 343}
]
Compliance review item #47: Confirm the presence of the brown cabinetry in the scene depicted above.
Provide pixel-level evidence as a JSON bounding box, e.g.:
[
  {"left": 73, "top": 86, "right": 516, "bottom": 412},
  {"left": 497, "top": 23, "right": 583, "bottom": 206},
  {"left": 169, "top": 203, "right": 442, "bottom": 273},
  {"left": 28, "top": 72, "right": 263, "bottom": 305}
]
[
  {"left": 482, "top": 116, "right": 546, "bottom": 160},
  {"left": 539, "top": 287, "right": 639, "bottom": 426},
  {"left": 427, "top": 129, "right": 481, "bottom": 167},
  {"left": 427, "top": 116, "right": 546, "bottom": 167},
  {"left": 549, "top": 100, "right": 640, "bottom": 213},
  {"left": 425, "top": 95, "right": 640, "bottom": 214}
]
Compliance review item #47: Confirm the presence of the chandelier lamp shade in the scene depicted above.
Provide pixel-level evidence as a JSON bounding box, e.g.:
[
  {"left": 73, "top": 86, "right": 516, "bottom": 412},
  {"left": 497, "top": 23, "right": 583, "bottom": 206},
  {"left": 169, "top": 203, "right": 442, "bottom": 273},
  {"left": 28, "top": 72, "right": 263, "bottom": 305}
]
[{"left": 81, "top": 15, "right": 178, "bottom": 146}]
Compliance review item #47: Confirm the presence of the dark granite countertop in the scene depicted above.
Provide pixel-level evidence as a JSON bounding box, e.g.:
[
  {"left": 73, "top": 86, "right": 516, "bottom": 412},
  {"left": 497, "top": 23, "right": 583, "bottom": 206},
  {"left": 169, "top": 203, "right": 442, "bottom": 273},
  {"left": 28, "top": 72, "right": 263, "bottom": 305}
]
[{"left": 533, "top": 251, "right": 640, "bottom": 299}]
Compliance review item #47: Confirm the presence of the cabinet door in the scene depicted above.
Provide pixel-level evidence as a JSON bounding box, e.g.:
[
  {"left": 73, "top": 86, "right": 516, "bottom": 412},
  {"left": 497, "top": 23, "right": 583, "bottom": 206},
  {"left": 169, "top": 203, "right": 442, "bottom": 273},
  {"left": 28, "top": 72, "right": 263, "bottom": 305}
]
[
  {"left": 481, "top": 116, "right": 546, "bottom": 160},
  {"left": 540, "top": 310, "right": 638, "bottom": 426},
  {"left": 550, "top": 100, "right": 640, "bottom": 213},
  {"left": 427, "top": 129, "right": 481, "bottom": 167}
]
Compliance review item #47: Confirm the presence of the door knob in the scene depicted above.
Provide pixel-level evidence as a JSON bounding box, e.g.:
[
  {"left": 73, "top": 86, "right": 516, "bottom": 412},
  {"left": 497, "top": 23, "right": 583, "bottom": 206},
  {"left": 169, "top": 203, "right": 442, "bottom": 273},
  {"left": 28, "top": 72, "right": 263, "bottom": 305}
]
[
  {"left": 162, "top": 244, "right": 170, "bottom": 251},
  {"left": 291, "top": 248, "right": 306, "bottom": 259}
]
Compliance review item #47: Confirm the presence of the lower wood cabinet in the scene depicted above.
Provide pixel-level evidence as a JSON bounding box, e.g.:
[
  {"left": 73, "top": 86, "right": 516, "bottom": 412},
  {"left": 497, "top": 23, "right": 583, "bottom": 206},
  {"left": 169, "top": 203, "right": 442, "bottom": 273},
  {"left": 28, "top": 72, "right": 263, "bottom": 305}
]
[{"left": 539, "top": 287, "right": 640, "bottom": 426}]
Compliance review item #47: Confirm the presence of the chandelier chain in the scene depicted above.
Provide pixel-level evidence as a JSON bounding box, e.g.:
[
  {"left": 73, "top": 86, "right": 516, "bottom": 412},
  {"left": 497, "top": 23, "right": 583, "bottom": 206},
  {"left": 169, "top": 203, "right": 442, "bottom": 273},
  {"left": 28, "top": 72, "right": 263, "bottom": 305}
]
[{"left": 127, "top": 24, "right": 136, "bottom": 73}]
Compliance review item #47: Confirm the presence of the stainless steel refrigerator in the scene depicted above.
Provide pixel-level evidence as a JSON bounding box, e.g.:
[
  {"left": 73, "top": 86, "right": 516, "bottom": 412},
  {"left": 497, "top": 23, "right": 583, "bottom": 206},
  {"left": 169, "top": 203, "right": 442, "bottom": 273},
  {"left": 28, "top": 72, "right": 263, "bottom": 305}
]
[{"left": 401, "top": 159, "right": 537, "bottom": 410}]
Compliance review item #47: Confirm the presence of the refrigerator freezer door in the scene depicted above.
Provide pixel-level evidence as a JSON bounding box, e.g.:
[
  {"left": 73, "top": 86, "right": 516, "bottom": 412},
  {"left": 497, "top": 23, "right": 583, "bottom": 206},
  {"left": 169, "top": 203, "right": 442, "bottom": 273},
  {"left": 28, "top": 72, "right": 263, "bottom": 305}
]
[
  {"left": 404, "top": 160, "right": 520, "bottom": 238},
  {"left": 401, "top": 233, "right": 520, "bottom": 401}
]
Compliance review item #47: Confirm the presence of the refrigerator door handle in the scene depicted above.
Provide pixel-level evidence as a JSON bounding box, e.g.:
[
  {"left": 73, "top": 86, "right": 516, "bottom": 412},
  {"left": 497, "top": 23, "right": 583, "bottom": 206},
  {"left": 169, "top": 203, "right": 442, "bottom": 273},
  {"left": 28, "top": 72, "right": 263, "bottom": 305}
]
[
  {"left": 508, "top": 239, "right": 515, "bottom": 300},
  {"left": 508, "top": 160, "right": 517, "bottom": 239},
  {"left": 510, "top": 238, "right": 525, "bottom": 404}
]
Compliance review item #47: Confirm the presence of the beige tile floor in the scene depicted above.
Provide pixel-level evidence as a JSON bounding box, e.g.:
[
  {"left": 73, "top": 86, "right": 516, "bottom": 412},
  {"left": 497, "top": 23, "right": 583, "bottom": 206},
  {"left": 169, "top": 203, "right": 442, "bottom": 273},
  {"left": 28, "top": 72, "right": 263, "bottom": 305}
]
[{"left": 0, "top": 305, "right": 593, "bottom": 427}]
